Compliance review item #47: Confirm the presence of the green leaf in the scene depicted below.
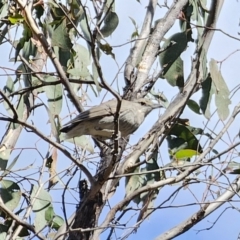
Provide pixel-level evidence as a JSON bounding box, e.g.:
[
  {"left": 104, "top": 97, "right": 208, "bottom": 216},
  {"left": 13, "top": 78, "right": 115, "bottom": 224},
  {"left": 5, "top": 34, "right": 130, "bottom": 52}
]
[
  {"left": 0, "top": 180, "right": 21, "bottom": 217},
  {"left": 4, "top": 219, "right": 29, "bottom": 237},
  {"left": 223, "top": 161, "right": 240, "bottom": 174},
  {"left": 67, "top": 67, "right": 91, "bottom": 79},
  {"left": 3, "top": 76, "right": 14, "bottom": 117},
  {"left": 0, "top": 224, "right": 8, "bottom": 239},
  {"left": 43, "top": 104, "right": 59, "bottom": 140},
  {"left": 99, "top": 11, "right": 119, "bottom": 38},
  {"left": 175, "top": 149, "right": 199, "bottom": 160},
  {"left": 15, "top": 25, "right": 34, "bottom": 63},
  {"left": 169, "top": 123, "right": 203, "bottom": 152},
  {"left": 212, "top": 149, "right": 219, "bottom": 155},
  {"left": 140, "top": 157, "right": 161, "bottom": 201},
  {"left": 32, "top": 76, "right": 44, "bottom": 93},
  {"left": 190, "top": 0, "right": 198, "bottom": 21},
  {"left": 98, "top": 42, "right": 115, "bottom": 59},
  {"left": 67, "top": 44, "right": 92, "bottom": 80},
  {"left": 146, "top": 152, "right": 161, "bottom": 183},
  {"left": 73, "top": 44, "right": 91, "bottom": 66},
  {"left": 1, "top": 151, "right": 22, "bottom": 177},
  {"left": 163, "top": 57, "right": 184, "bottom": 89},
  {"left": 0, "top": 2, "right": 8, "bottom": 21},
  {"left": 196, "top": 9, "right": 204, "bottom": 36},
  {"left": 31, "top": 185, "right": 52, "bottom": 232},
  {"left": 200, "top": 74, "right": 212, "bottom": 119},
  {"left": 45, "top": 206, "right": 54, "bottom": 222},
  {"left": 129, "top": 16, "right": 137, "bottom": 29},
  {"left": 51, "top": 19, "right": 73, "bottom": 50},
  {"left": 58, "top": 47, "right": 71, "bottom": 70},
  {"left": 159, "top": 32, "right": 188, "bottom": 76},
  {"left": 51, "top": 215, "right": 64, "bottom": 230},
  {"left": 167, "top": 136, "right": 188, "bottom": 157},
  {"left": 0, "top": 149, "right": 10, "bottom": 171},
  {"left": 131, "top": 31, "right": 139, "bottom": 39},
  {"left": 129, "top": 17, "right": 139, "bottom": 39},
  {"left": 79, "top": 14, "right": 91, "bottom": 43},
  {"left": 185, "top": 126, "right": 203, "bottom": 135},
  {"left": 187, "top": 99, "right": 201, "bottom": 114},
  {"left": 201, "top": 49, "right": 208, "bottom": 82},
  {"left": 48, "top": 2, "right": 66, "bottom": 20},
  {"left": 44, "top": 76, "right": 63, "bottom": 116},
  {"left": 209, "top": 59, "right": 231, "bottom": 121},
  {"left": 31, "top": 186, "right": 52, "bottom": 211},
  {"left": 16, "top": 94, "right": 24, "bottom": 120},
  {"left": 179, "top": 2, "right": 194, "bottom": 42},
  {"left": 61, "top": 135, "right": 94, "bottom": 154},
  {"left": 35, "top": 1, "right": 44, "bottom": 20},
  {"left": 22, "top": 33, "right": 36, "bottom": 61},
  {"left": 8, "top": 14, "right": 24, "bottom": 24},
  {"left": 125, "top": 160, "right": 144, "bottom": 205},
  {"left": 138, "top": 149, "right": 164, "bottom": 221},
  {"left": 4, "top": 76, "right": 15, "bottom": 95}
]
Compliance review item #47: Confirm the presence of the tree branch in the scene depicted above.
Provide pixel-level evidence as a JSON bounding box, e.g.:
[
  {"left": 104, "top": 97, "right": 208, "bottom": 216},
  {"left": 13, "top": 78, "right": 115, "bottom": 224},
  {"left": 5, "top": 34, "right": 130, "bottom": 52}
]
[
  {"left": 124, "top": 0, "right": 158, "bottom": 85},
  {"left": 155, "top": 176, "right": 240, "bottom": 240},
  {"left": 0, "top": 196, "right": 46, "bottom": 240},
  {"left": 0, "top": 117, "right": 95, "bottom": 186},
  {"left": 15, "top": 0, "right": 83, "bottom": 113},
  {"left": 133, "top": 0, "right": 188, "bottom": 92},
  {"left": 95, "top": 101, "right": 240, "bottom": 236}
]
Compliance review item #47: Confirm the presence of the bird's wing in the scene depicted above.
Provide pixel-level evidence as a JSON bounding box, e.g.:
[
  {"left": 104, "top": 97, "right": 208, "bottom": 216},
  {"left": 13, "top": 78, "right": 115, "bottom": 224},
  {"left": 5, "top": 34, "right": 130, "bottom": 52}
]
[{"left": 62, "top": 100, "right": 120, "bottom": 127}]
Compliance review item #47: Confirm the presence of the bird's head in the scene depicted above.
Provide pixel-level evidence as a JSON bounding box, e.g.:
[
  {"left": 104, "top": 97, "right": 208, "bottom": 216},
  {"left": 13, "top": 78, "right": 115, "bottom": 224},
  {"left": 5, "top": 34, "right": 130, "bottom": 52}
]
[{"left": 134, "top": 98, "right": 162, "bottom": 116}]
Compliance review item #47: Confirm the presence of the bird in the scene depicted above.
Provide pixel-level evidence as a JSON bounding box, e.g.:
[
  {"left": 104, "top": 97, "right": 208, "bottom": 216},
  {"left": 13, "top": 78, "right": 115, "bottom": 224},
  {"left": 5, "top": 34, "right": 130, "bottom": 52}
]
[{"left": 60, "top": 98, "right": 161, "bottom": 140}]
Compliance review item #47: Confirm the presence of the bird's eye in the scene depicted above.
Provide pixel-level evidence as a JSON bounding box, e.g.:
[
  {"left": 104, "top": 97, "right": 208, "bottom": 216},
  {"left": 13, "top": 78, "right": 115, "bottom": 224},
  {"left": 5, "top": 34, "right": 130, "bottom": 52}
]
[{"left": 140, "top": 101, "right": 146, "bottom": 106}]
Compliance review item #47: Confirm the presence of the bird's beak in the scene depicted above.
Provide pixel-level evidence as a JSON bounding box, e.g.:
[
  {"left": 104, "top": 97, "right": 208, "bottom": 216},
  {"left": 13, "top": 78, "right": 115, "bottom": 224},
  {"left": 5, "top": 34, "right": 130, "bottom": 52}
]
[{"left": 152, "top": 103, "right": 163, "bottom": 109}]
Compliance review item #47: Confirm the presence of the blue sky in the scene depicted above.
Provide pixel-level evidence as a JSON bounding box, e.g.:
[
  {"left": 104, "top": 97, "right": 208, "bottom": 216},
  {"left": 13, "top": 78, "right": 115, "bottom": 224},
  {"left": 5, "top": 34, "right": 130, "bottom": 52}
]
[{"left": 0, "top": 0, "right": 240, "bottom": 239}]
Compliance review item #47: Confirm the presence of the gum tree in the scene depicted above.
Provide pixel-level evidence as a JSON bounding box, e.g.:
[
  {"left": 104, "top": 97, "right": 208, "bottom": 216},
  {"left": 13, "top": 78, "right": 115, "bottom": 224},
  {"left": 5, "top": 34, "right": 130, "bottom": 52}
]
[{"left": 0, "top": 0, "right": 239, "bottom": 239}]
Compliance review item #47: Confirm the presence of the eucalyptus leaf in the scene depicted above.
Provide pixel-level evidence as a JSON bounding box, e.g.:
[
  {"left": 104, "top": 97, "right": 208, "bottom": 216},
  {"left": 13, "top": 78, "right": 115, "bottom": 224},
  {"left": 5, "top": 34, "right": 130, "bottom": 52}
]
[
  {"left": 209, "top": 59, "right": 231, "bottom": 121},
  {"left": 80, "top": 14, "right": 91, "bottom": 43},
  {"left": 125, "top": 164, "right": 144, "bottom": 205},
  {"left": 4, "top": 76, "right": 14, "bottom": 95},
  {"left": 44, "top": 76, "right": 63, "bottom": 116},
  {"left": 200, "top": 74, "right": 213, "bottom": 119},
  {"left": 159, "top": 32, "right": 188, "bottom": 76},
  {"left": 0, "top": 149, "right": 10, "bottom": 172},
  {"left": 9, "top": 94, "right": 25, "bottom": 129},
  {"left": 61, "top": 135, "right": 94, "bottom": 153},
  {"left": 73, "top": 44, "right": 90, "bottom": 66},
  {"left": 45, "top": 206, "right": 54, "bottom": 222},
  {"left": 51, "top": 19, "right": 73, "bottom": 50},
  {"left": 0, "top": 180, "right": 21, "bottom": 216},
  {"left": 99, "top": 12, "right": 119, "bottom": 38},
  {"left": 31, "top": 185, "right": 52, "bottom": 232},
  {"left": 51, "top": 215, "right": 64, "bottom": 230},
  {"left": 138, "top": 149, "right": 164, "bottom": 221},
  {"left": 187, "top": 99, "right": 201, "bottom": 114},
  {"left": 0, "top": 224, "right": 7, "bottom": 239},
  {"left": 163, "top": 57, "right": 184, "bottom": 89},
  {"left": 92, "top": 62, "right": 101, "bottom": 92},
  {"left": 174, "top": 149, "right": 199, "bottom": 160},
  {"left": 223, "top": 161, "right": 240, "bottom": 174},
  {"left": 168, "top": 123, "right": 203, "bottom": 152},
  {"left": 0, "top": 2, "right": 8, "bottom": 20},
  {"left": 1, "top": 151, "right": 22, "bottom": 177}
]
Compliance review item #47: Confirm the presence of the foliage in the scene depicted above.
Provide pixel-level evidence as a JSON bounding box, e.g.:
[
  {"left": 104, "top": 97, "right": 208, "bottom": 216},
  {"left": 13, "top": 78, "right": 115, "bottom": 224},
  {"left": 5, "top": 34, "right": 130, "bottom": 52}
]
[{"left": 0, "top": 0, "right": 239, "bottom": 240}]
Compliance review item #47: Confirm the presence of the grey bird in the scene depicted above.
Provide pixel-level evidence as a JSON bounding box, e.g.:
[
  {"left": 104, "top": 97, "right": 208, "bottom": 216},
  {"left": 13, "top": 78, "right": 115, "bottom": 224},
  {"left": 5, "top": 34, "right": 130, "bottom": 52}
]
[{"left": 60, "top": 98, "right": 161, "bottom": 140}]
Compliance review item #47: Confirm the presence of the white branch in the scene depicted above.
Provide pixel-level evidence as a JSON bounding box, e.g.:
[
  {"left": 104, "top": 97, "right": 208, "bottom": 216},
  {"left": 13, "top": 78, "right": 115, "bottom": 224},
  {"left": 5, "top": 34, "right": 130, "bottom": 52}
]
[{"left": 155, "top": 176, "right": 240, "bottom": 240}]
